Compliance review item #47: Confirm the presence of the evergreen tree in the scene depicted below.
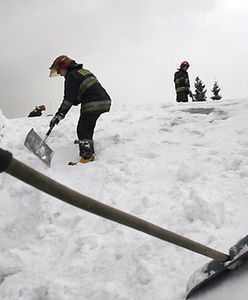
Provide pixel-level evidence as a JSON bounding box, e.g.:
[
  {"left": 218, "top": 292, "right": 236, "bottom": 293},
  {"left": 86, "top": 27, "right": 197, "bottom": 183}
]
[
  {"left": 193, "top": 77, "right": 207, "bottom": 101},
  {"left": 211, "top": 81, "right": 222, "bottom": 100}
]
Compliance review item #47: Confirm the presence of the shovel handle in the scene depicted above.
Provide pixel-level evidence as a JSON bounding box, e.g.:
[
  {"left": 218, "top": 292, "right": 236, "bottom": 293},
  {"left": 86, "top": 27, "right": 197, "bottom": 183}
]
[
  {"left": 0, "top": 148, "right": 229, "bottom": 262},
  {"left": 46, "top": 125, "right": 54, "bottom": 138},
  {"left": 0, "top": 148, "right": 12, "bottom": 172},
  {"left": 40, "top": 125, "right": 54, "bottom": 145}
]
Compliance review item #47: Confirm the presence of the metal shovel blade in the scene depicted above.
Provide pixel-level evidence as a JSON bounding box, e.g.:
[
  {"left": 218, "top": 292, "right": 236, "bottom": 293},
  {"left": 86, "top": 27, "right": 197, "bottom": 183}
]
[
  {"left": 186, "top": 235, "right": 248, "bottom": 299},
  {"left": 24, "top": 128, "right": 54, "bottom": 166}
]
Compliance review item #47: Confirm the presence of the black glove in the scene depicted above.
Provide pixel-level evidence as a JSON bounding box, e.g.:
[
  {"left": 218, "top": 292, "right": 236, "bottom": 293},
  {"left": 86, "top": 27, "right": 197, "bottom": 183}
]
[{"left": 50, "top": 112, "right": 64, "bottom": 128}]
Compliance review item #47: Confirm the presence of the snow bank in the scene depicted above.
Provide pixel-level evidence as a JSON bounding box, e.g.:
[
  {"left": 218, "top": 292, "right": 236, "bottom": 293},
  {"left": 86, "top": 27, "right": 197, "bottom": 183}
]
[{"left": 0, "top": 99, "right": 248, "bottom": 299}]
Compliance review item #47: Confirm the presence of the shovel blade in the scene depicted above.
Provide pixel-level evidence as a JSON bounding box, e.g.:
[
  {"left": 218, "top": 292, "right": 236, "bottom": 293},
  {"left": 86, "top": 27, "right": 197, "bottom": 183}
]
[
  {"left": 24, "top": 128, "right": 54, "bottom": 166},
  {"left": 186, "top": 235, "right": 248, "bottom": 299}
]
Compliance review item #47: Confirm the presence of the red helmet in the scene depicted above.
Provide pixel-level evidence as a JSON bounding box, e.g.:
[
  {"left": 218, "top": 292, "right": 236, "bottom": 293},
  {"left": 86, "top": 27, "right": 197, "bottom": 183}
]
[
  {"left": 180, "top": 61, "right": 190, "bottom": 69},
  {"left": 49, "top": 55, "right": 73, "bottom": 77},
  {"left": 39, "top": 105, "right": 46, "bottom": 111}
]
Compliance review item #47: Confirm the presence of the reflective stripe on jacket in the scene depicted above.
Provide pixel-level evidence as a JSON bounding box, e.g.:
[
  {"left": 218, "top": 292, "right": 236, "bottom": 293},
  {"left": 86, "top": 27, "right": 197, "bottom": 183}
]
[
  {"left": 174, "top": 69, "right": 190, "bottom": 94},
  {"left": 81, "top": 100, "right": 111, "bottom": 113},
  {"left": 176, "top": 86, "right": 189, "bottom": 93},
  {"left": 63, "top": 65, "right": 111, "bottom": 114}
]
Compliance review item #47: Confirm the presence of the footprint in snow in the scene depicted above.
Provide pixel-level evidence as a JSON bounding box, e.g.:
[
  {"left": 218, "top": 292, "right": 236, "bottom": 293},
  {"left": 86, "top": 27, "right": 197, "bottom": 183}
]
[{"left": 139, "top": 152, "right": 159, "bottom": 159}]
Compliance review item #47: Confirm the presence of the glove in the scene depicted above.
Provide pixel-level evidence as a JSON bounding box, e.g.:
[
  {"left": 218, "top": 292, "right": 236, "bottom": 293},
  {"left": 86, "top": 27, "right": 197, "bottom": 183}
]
[{"left": 50, "top": 112, "right": 64, "bottom": 128}]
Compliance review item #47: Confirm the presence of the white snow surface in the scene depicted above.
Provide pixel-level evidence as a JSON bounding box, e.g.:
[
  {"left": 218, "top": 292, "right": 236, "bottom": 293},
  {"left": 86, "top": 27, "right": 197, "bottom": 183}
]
[{"left": 1, "top": 99, "right": 248, "bottom": 300}]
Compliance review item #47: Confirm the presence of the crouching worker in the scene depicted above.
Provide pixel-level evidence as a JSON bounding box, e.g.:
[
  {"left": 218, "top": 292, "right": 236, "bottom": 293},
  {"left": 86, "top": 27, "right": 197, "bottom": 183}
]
[
  {"left": 28, "top": 105, "right": 46, "bottom": 117},
  {"left": 49, "top": 55, "right": 111, "bottom": 163}
]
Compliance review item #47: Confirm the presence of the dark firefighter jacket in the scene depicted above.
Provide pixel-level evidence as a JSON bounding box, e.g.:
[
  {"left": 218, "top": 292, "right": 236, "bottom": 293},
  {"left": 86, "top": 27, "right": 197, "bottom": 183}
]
[
  {"left": 174, "top": 69, "right": 190, "bottom": 94},
  {"left": 57, "top": 63, "right": 111, "bottom": 117}
]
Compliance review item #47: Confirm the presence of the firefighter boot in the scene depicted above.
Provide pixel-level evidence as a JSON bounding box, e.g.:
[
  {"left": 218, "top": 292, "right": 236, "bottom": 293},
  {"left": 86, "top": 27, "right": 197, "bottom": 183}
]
[{"left": 79, "top": 139, "right": 95, "bottom": 163}]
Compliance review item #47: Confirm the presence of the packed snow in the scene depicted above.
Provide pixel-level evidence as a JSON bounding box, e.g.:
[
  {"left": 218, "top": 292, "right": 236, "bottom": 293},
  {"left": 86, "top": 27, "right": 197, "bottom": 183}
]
[{"left": 1, "top": 98, "right": 248, "bottom": 300}]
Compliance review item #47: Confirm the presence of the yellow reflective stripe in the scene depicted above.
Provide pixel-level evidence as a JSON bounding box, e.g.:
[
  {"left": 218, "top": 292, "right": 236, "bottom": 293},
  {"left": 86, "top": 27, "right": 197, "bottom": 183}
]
[
  {"left": 78, "top": 68, "right": 99, "bottom": 95},
  {"left": 78, "top": 69, "right": 92, "bottom": 76},
  {"left": 175, "top": 77, "right": 187, "bottom": 84},
  {"left": 80, "top": 79, "right": 98, "bottom": 95},
  {"left": 82, "top": 104, "right": 111, "bottom": 113},
  {"left": 81, "top": 100, "right": 111, "bottom": 113},
  {"left": 176, "top": 87, "right": 189, "bottom": 93}
]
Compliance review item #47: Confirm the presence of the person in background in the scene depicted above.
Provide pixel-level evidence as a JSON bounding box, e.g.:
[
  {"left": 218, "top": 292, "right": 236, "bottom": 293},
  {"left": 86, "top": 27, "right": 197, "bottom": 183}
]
[
  {"left": 28, "top": 105, "right": 46, "bottom": 117},
  {"left": 49, "top": 55, "right": 111, "bottom": 163},
  {"left": 174, "top": 61, "right": 193, "bottom": 103}
]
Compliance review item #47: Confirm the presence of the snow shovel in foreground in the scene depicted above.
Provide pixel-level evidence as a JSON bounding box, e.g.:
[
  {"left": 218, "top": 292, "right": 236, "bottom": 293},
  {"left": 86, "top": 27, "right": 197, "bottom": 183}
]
[
  {"left": 1, "top": 147, "right": 248, "bottom": 299},
  {"left": 24, "top": 125, "right": 54, "bottom": 166}
]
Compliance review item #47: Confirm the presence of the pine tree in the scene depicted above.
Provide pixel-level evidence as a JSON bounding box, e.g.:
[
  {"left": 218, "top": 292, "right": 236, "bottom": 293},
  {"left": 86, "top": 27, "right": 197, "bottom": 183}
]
[
  {"left": 193, "top": 77, "right": 207, "bottom": 101},
  {"left": 211, "top": 81, "right": 222, "bottom": 100}
]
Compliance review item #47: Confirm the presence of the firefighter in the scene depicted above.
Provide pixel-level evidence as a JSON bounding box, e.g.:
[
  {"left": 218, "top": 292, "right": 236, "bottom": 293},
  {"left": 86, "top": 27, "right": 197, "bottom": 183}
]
[
  {"left": 49, "top": 55, "right": 111, "bottom": 163},
  {"left": 174, "top": 61, "right": 192, "bottom": 102}
]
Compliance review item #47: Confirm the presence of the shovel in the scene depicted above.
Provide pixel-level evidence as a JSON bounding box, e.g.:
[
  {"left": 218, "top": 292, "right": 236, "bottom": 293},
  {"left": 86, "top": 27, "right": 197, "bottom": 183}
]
[
  {"left": 0, "top": 147, "right": 248, "bottom": 299},
  {"left": 24, "top": 125, "right": 54, "bottom": 166},
  {"left": 186, "top": 235, "right": 248, "bottom": 299}
]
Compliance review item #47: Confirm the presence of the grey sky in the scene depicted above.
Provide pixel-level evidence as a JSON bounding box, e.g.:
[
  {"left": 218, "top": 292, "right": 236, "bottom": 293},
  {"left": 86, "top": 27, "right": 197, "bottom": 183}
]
[{"left": 0, "top": 0, "right": 248, "bottom": 118}]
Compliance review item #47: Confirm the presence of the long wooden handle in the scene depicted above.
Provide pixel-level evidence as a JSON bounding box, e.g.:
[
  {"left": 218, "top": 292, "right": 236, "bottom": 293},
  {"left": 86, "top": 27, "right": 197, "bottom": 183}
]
[{"left": 0, "top": 148, "right": 229, "bottom": 262}]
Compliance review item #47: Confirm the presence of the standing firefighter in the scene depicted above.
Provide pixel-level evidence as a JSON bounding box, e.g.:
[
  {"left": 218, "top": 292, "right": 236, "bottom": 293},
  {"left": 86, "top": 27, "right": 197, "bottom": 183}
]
[
  {"left": 49, "top": 55, "right": 111, "bottom": 163},
  {"left": 174, "top": 61, "right": 192, "bottom": 103}
]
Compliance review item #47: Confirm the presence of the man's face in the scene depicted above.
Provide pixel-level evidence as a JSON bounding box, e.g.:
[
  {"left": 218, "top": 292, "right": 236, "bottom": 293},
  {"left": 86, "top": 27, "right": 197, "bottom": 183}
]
[
  {"left": 182, "top": 65, "right": 189, "bottom": 71},
  {"left": 49, "top": 68, "right": 59, "bottom": 77},
  {"left": 49, "top": 67, "right": 67, "bottom": 77}
]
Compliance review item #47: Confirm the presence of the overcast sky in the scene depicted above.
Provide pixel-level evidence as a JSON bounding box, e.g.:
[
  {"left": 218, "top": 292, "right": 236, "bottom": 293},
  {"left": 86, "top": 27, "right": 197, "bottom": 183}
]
[{"left": 1, "top": 0, "right": 248, "bottom": 118}]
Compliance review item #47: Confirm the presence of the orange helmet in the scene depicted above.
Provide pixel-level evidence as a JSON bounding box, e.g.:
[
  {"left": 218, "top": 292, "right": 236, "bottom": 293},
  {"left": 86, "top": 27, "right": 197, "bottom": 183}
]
[
  {"left": 180, "top": 61, "right": 190, "bottom": 69},
  {"left": 49, "top": 55, "right": 74, "bottom": 77},
  {"left": 39, "top": 105, "right": 46, "bottom": 111}
]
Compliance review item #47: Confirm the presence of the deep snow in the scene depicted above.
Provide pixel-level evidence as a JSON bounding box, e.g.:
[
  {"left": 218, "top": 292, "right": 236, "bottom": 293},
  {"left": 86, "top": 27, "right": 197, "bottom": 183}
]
[{"left": 1, "top": 99, "right": 248, "bottom": 300}]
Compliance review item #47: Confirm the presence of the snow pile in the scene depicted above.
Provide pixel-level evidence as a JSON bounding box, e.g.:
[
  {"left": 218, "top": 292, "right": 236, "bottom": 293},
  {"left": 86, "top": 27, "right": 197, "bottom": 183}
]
[
  {"left": 0, "top": 99, "right": 248, "bottom": 299},
  {"left": 0, "top": 110, "right": 10, "bottom": 146}
]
